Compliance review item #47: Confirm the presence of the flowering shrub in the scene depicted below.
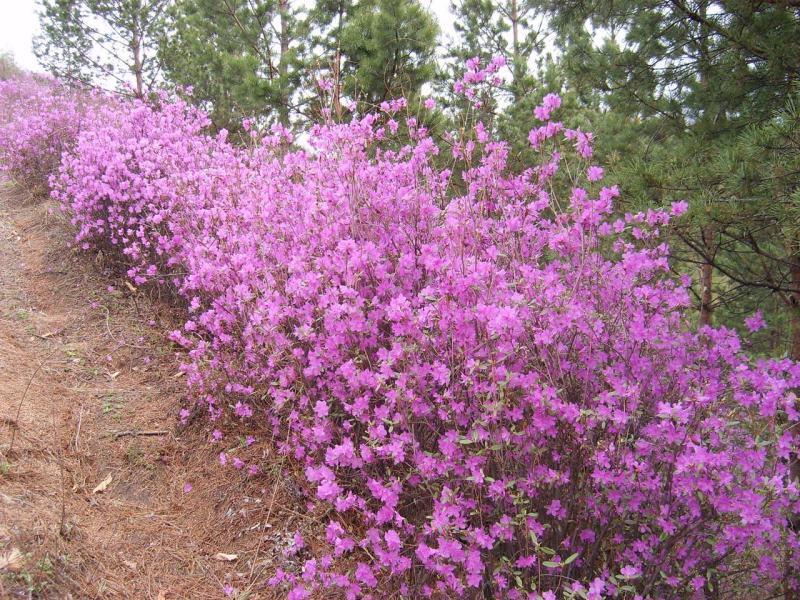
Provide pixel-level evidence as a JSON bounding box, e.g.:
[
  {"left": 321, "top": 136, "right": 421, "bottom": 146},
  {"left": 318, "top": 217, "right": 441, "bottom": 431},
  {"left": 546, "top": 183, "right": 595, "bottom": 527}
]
[
  {"left": 0, "top": 76, "right": 93, "bottom": 194},
  {"left": 50, "top": 94, "right": 239, "bottom": 286},
  {"left": 2, "top": 62, "right": 800, "bottom": 599}
]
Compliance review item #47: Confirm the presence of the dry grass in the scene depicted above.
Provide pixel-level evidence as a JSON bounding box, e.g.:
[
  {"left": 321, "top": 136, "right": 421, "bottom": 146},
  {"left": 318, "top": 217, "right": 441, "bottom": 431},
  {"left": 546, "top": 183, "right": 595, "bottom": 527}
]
[{"left": 0, "top": 183, "right": 328, "bottom": 599}]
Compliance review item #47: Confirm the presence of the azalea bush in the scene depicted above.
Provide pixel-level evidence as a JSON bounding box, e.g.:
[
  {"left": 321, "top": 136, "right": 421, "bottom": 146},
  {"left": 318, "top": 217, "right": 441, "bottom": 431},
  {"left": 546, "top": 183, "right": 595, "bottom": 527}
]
[
  {"left": 0, "top": 76, "right": 93, "bottom": 194},
  {"left": 50, "top": 93, "right": 237, "bottom": 287},
  {"left": 169, "top": 62, "right": 800, "bottom": 600},
  {"left": 2, "top": 62, "right": 800, "bottom": 599}
]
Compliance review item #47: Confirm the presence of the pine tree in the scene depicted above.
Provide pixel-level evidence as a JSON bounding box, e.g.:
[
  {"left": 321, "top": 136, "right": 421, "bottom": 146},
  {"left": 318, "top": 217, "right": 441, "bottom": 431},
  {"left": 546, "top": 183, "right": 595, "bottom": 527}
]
[
  {"left": 158, "top": 0, "right": 437, "bottom": 130},
  {"left": 158, "top": 0, "right": 305, "bottom": 130},
  {"left": 535, "top": 0, "right": 800, "bottom": 335},
  {"left": 0, "top": 53, "right": 21, "bottom": 80},
  {"left": 337, "top": 0, "right": 439, "bottom": 108},
  {"left": 444, "top": 0, "right": 563, "bottom": 164},
  {"left": 304, "top": 0, "right": 355, "bottom": 120},
  {"left": 35, "top": 0, "right": 169, "bottom": 97},
  {"left": 449, "top": 0, "right": 547, "bottom": 101}
]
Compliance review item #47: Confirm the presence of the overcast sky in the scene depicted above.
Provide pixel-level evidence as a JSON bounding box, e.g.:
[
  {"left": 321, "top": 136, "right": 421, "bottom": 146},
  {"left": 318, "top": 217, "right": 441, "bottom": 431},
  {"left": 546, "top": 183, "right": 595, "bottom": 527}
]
[{"left": 1, "top": 0, "right": 40, "bottom": 71}]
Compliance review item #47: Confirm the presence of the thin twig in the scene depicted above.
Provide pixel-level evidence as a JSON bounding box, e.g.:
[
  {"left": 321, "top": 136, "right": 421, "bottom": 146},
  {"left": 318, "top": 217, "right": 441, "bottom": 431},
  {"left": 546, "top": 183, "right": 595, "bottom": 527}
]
[
  {"left": 7, "top": 347, "right": 59, "bottom": 455},
  {"left": 74, "top": 405, "right": 84, "bottom": 452},
  {"left": 50, "top": 385, "right": 68, "bottom": 536},
  {"left": 104, "top": 429, "right": 169, "bottom": 439}
]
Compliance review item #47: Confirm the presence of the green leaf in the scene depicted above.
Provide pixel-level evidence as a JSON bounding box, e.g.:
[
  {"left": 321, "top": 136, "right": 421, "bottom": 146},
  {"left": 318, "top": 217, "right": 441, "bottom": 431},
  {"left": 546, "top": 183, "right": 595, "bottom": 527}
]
[{"left": 542, "top": 561, "right": 561, "bottom": 568}]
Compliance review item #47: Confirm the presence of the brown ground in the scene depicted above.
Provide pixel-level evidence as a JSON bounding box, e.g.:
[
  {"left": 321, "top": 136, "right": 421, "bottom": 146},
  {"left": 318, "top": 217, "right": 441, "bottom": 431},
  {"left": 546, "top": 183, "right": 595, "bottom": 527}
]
[{"left": 0, "top": 184, "right": 314, "bottom": 599}]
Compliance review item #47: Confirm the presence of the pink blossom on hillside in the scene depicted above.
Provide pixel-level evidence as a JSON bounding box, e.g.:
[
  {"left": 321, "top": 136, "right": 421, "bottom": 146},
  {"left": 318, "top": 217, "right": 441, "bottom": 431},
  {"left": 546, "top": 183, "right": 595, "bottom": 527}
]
[{"left": 1, "top": 58, "right": 798, "bottom": 599}]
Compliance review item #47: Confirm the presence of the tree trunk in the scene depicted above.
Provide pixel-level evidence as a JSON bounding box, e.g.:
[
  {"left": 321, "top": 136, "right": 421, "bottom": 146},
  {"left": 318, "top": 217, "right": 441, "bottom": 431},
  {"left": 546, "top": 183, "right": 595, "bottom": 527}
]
[
  {"left": 131, "top": 27, "right": 144, "bottom": 99},
  {"left": 510, "top": 0, "right": 522, "bottom": 102},
  {"left": 699, "top": 224, "right": 715, "bottom": 326},
  {"left": 332, "top": 0, "right": 344, "bottom": 121},
  {"left": 278, "top": 0, "right": 291, "bottom": 126}
]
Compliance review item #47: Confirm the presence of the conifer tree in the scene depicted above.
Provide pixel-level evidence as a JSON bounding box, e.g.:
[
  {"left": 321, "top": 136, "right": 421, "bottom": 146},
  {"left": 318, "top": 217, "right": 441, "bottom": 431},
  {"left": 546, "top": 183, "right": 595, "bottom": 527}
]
[
  {"left": 35, "top": 0, "right": 169, "bottom": 97},
  {"left": 158, "top": 0, "right": 305, "bottom": 129},
  {"left": 159, "top": 0, "right": 438, "bottom": 129},
  {"left": 337, "top": 0, "right": 438, "bottom": 108},
  {"left": 0, "top": 53, "right": 21, "bottom": 80},
  {"left": 535, "top": 0, "right": 800, "bottom": 336}
]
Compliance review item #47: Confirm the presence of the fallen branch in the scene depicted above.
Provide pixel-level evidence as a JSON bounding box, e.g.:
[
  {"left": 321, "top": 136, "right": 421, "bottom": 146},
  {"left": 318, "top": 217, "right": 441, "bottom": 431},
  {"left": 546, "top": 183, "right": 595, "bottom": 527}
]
[{"left": 105, "top": 430, "right": 168, "bottom": 440}]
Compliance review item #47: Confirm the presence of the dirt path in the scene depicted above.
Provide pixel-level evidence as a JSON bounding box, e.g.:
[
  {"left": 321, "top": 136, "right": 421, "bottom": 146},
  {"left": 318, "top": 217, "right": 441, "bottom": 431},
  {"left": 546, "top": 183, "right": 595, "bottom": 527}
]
[{"left": 0, "top": 185, "right": 300, "bottom": 599}]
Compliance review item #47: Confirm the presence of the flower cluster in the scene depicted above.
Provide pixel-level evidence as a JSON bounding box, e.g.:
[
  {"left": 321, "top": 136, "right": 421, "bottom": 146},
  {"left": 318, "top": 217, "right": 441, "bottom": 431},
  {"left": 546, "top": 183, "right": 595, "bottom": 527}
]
[
  {"left": 2, "top": 63, "right": 799, "bottom": 599},
  {"left": 0, "top": 75, "right": 95, "bottom": 194},
  {"left": 50, "top": 93, "right": 235, "bottom": 286}
]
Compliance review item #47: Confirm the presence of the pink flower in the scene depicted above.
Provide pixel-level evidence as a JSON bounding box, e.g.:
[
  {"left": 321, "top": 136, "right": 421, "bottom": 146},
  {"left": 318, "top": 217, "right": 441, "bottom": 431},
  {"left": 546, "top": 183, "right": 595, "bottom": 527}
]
[
  {"left": 288, "top": 586, "right": 310, "bottom": 600},
  {"left": 588, "top": 578, "right": 606, "bottom": 599},
  {"left": 620, "top": 565, "right": 641, "bottom": 579},
  {"left": 234, "top": 401, "right": 253, "bottom": 418},
  {"left": 671, "top": 200, "right": 689, "bottom": 216},
  {"left": 587, "top": 166, "right": 604, "bottom": 181},
  {"left": 6, "top": 63, "right": 798, "bottom": 600},
  {"left": 385, "top": 529, "right": 402, "bottom": 552},
  {"left": 744, "top": 310, "right": 766, "bottom": 332},
  {"left": 293, "top": 531, "right": 305, "bottom": 549},
  {"left": 534, "top": 93, "right": 562, "bottom": 120},
  {"left": 546, "top": 499, "right": 567, "bottom": 519},
  {"left": 355, "top": 563, "right": 377, "bottom": 588}
]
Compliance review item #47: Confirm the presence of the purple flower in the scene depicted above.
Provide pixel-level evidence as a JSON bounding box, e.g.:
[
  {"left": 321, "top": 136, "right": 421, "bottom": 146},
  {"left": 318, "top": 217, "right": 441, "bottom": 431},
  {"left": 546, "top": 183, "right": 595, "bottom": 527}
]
[
  {"left": 4, "top": 61, "right": 797, "bottom": 600},
  {"left": 745, "top": 310, "right": 766, "bottom": 332},
  {"left": 587, "top": 166, "right": 604, "bottom": 181}
]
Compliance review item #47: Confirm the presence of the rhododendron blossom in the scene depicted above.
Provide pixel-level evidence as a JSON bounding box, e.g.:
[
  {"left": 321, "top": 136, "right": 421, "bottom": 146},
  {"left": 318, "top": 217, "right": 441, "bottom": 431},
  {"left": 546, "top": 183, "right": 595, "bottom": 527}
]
[
  {"left": 745, "top": 310, "right": 767, "bottom": 333},
  {"left": 0, "top": 75, "right": 98, "bottom": 194},
  {"left": 1, "top": 61, "right": 799, "bottom": 599}
]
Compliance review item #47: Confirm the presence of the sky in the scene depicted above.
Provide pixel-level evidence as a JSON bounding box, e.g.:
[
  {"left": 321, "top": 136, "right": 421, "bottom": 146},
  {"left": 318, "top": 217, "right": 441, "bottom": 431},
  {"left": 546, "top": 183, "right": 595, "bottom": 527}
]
[{"left": 1, "top": 0, "right": 41, "bottom": 71}]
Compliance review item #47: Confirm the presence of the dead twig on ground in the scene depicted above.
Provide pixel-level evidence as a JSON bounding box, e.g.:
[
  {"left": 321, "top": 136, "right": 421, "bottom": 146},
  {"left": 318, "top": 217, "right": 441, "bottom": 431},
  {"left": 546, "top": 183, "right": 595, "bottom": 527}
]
[
  {"left": 104, "top": 429, "right": 169, "bottom": 439},
  {"left": 7, "top": 347, "right": 59, "bottom": 455}
]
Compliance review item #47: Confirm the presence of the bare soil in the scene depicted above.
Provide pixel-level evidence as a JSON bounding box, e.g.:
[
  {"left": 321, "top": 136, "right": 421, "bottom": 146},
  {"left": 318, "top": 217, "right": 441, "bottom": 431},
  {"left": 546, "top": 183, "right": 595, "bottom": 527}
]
[{"left": 0, "top": 184, "right": 313, "bottom": 599}]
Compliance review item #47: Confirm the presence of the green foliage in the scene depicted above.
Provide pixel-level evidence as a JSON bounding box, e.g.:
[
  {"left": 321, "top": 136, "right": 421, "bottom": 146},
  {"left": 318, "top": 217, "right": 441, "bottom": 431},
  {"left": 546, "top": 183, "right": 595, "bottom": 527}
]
[
  {"left": 709, "top": 92, "right": 800, "bottom": 350},
  {"left": 536, "top": 0, "right": 800, "bottom": 351},
  {"left": 35, "top": 0, "right": 94, "bottom": 85},
  {"left": 0, "top": 53, "right": 22, "bottom": 80},
  {"left": 158, "top": 0, "right": 438, "bottom": 129},
  {"left": 159, "top": 0, "right": 306, "bottom": 129},
  {"left": 449, "top": 0, "right": 547, "bottom": 98},
  {"left": 443, "top": 2, "right": 563, "bottom": 165},
  {"left": 29, "top": 0, "right": 800, "bottom": 352},
  {"left": 336, "top": 0, "right": 438, "bottom": 108}
]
